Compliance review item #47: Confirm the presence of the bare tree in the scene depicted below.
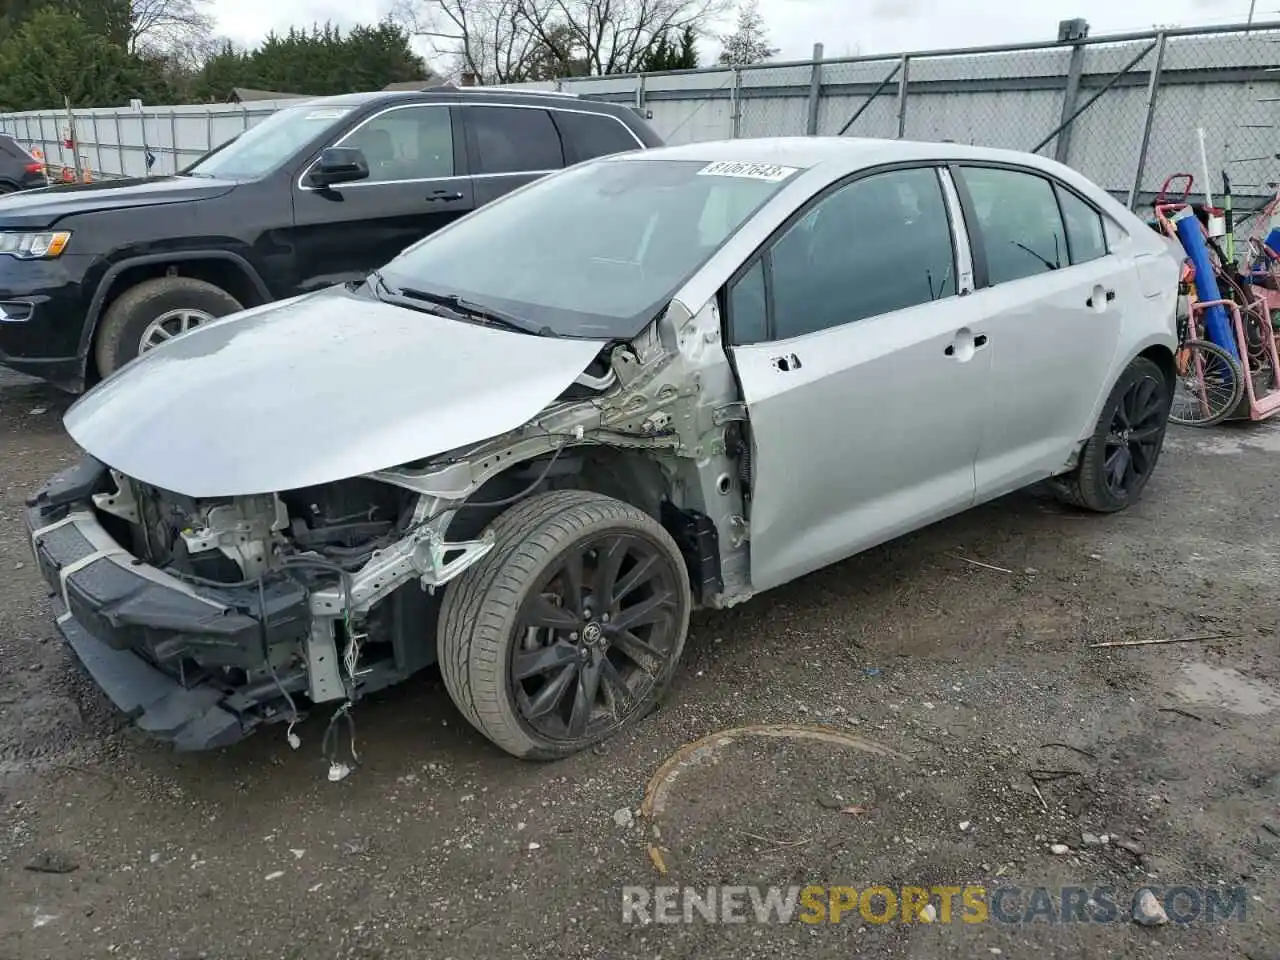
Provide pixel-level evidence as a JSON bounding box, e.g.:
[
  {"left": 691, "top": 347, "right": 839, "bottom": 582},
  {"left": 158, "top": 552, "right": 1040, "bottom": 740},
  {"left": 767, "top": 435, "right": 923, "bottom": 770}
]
[
  {"left": 392, "top": 0, "right": 729, "bottom": 81},
  {"left": 130, "top": 0, "right": 216, "bottom": 59},
  {"left": 716, "top": 0, "right": 776, "bottom": 66}
]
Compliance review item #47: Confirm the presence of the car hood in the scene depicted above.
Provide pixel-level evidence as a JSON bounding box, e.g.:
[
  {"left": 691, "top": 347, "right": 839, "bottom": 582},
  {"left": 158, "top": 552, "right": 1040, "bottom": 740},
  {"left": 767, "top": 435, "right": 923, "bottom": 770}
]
[
  {"left": 63, "top": 286, "right": 609, "bottom": 498},
  {"left": 0, "top": 176, "right": 236, "bottom": 227}
]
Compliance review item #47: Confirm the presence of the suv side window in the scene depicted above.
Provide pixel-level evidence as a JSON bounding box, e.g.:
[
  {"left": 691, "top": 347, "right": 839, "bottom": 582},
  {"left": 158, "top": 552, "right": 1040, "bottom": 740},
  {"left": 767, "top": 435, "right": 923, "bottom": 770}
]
[
  {"left": 465, "top": 106, "right": 564, "bottom": 174},
  {"left": 341, "top": 105, "right": 454, "bottom": 183},
  {"left": 734, "top": 166, "right": 956, "bottom": 343},
  {"left": 551, "top": 110, "right": 640, "bottom": 162},
  {"left": 1055, "top": 184, "right": 1107, "bottom": 265},
  {"left": 958, "top": 166, "right": 1068, "bottom": 284}
]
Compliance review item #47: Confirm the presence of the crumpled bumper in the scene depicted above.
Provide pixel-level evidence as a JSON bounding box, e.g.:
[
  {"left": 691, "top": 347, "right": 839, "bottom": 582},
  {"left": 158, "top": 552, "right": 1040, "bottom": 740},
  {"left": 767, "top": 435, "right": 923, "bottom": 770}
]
[{"left": 24, "top": 456, "right": 310, "bottom": 751}]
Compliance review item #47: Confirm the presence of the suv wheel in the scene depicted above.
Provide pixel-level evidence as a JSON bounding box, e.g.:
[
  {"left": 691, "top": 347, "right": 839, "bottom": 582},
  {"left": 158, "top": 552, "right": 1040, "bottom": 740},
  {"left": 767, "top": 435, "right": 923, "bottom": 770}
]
[
  {"left": 95, "top": 276, "right": 242, "bottom": 377},
  {"left": 438, "top": 490, "right": 692, "bottom": 759},
  {"left": 1050, "top": 356, "right": 1172, "bottom": 513}
]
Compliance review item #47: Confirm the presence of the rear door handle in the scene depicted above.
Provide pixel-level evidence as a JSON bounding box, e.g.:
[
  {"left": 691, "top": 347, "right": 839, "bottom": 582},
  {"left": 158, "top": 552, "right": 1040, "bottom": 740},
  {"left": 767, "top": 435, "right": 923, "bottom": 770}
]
[
  {"left": 944, "top": 333, "right": 988, "bottom": 356},
  {"left": 427, "top": 191, "right": 464, "bottom": 202},
  {"left": 1086, "top": 289, "right": 1116, "bottom": 308}
]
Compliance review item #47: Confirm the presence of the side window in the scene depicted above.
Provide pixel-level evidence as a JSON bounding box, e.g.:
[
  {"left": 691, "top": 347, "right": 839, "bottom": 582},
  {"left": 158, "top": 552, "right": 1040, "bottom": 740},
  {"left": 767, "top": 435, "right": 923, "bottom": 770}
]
[
  {"left": 729, "top": 259, "right": 769, "bottom": 345},
  {"left": 1055, "top": 184, "right": 1107, "bottom": 264},
  {"left": 959, "top": 166, "right": 1067, "bottom": 284},
  {"left": 466, "top": 106, "right": 564, "bottom": 175},
  {"left": 341, "top": 106, "right": 454, "bottom": 183},
  {"left": 552, "top": 110, "right": 640, "bottom": 162},
  {"left": 757, "top": 167, "right": 956, "bottom": 341}
]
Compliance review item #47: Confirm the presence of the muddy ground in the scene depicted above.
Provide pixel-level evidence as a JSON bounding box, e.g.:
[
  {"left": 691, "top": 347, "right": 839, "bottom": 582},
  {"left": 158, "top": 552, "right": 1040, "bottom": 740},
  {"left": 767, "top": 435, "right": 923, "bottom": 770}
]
[{"left": 0, "top": 366, "right": 1278, "bottom": 960}]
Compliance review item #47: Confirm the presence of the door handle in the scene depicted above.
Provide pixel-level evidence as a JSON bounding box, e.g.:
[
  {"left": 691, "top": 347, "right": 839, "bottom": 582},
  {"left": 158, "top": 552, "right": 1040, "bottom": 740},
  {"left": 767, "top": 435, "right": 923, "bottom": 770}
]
[
  {"left": 771, "top": 353, "right": 802, "bottom": 372},
  {"left": 1086, "top": 289, "right": 1116, "bottom": 308},
  {"left": 426, "top": 191, "right": 464, "bottom": 202},
  {"left": 944, "top": 331, "right": 987, "bottom": 357}
]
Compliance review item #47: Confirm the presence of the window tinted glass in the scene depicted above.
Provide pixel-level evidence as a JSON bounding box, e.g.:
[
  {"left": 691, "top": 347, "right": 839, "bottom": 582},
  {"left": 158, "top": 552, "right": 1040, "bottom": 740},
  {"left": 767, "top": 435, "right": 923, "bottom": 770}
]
[
  {"left": 767, "top": 167, "right": 955, "bottom": 340},
  {"left": 553, "top": 110, "right": 639, "bottom": 162},
  {"left": 467, "top": 106, "right": 563, "bottom": 174},
  {"left": 1056, "top": 184, "right": 1107, "bottom": 264},
  {"left": 960, "top": 166, "right": 1067, "bottom": 284},
  {"left": 341, "top": 106, "right": 454, "bottom": 182},
  {"left": 730, "top": 260, "right": 768, "bottom": 344},
  {"left": 188, "top": 104, "right": 354, "bottom": 180},
  {"left": 381, "top": 158, "right": 792, "bottom": 339}
]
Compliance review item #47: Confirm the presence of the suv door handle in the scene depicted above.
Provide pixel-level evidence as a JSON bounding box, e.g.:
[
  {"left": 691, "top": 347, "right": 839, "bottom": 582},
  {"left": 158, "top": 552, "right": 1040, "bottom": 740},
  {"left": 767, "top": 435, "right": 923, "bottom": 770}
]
[
  {"left": 1086, "top": 289, "right": 1116, "bottom": 308},
  {"left": 426, "top": 190, "right": 464, "bottom": 202}
]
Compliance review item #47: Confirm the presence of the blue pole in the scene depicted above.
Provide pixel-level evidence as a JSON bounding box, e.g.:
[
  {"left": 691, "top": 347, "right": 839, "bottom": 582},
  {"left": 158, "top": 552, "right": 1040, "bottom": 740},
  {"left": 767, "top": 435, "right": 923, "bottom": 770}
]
[{"left": 1173, "top": 208, "right": 1238, "bottom": 360}]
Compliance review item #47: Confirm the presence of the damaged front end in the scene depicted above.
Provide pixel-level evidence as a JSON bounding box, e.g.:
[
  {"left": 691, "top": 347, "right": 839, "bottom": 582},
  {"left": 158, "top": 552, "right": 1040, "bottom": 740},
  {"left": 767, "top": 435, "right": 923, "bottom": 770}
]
[{"left": 26, "top": 296, "right": 752, "bottom": 754}]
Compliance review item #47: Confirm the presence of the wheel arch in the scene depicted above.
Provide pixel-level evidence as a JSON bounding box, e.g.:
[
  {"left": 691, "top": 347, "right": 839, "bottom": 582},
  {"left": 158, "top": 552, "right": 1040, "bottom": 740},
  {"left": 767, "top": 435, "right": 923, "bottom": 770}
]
[{"left": 78, "top": 251, "right": 273, "bottom": 377}]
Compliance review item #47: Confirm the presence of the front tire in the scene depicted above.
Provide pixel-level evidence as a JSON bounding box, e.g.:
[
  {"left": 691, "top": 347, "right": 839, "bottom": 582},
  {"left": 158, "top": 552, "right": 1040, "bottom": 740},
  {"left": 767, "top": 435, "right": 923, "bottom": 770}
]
[
  {"left": 94, "top": 276, "right": 242, "bottom": 377},
  {"left": 438, "top": 490, "right": 692, "bottom": 759},
  {"left": 1051, "top": 356, "right": 1172, "bottom": 513}
]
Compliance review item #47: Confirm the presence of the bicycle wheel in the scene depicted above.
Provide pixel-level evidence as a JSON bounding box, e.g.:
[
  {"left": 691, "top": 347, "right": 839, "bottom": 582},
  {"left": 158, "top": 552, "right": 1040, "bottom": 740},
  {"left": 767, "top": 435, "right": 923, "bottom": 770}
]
[{"left": 1168, "top": 338, "right": 1244, "bottom": 427}]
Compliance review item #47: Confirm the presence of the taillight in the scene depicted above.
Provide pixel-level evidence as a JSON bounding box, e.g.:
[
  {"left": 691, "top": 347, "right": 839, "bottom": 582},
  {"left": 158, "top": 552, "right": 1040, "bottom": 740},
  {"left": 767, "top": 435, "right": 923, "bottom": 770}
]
[{"left": 24, "top": 162, "right": 43, "bottom": 175}]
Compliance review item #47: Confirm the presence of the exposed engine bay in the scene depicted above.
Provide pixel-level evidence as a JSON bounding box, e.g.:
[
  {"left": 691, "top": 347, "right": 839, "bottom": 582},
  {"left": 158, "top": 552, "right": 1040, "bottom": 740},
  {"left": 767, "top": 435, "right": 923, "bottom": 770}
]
[{"left": 77, "top": 297, "right": 753, "bottom": 767}]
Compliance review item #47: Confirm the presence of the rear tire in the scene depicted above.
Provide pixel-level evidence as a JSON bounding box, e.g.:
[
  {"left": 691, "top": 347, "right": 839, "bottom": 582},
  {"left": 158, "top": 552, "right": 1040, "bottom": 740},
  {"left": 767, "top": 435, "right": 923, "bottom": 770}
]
[
  {"left": 438, "top": 490, "right": 691, "bottom": 759},
  {"left": 94, "top": 276, "right": 242, "bottom": 377},
  {"left": 1050, "top": 356, "right": 1171, "bottom": 513}
]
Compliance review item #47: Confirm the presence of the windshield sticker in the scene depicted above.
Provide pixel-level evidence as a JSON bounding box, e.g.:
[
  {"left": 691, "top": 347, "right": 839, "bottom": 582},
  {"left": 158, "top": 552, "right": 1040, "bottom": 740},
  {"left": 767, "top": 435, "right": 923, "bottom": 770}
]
[
  {"left": 697, "top": 160, "right": 798, "bottom": 182},
  {"left": 304, "top": 108, "right": 352, "bottom": 121}
]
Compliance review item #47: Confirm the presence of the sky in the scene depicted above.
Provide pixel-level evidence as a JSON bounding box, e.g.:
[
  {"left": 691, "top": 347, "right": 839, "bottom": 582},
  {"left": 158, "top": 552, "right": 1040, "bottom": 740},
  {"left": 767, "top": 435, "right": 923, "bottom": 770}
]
[{"left": 207, "top": 0, "right": 1272, "bottom": 66}]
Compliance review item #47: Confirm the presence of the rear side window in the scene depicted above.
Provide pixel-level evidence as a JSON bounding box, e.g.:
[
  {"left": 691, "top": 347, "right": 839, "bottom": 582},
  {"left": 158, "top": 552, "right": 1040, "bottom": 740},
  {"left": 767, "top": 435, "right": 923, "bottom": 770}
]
[
  {"left": 552, "top": 110, "right": 640, "bottom": 162},
  {"left": 465, "top": 106, "right": 564, "bottom": 175},
  {"left": 0, "top": 136, "right": 24, "bottom": 158},
  {"left": 1055, "top": 184, "right": 1107, "bottom": 264},
  {"left": 959, "top": 166, "right": 1067, "bottom": 284}
]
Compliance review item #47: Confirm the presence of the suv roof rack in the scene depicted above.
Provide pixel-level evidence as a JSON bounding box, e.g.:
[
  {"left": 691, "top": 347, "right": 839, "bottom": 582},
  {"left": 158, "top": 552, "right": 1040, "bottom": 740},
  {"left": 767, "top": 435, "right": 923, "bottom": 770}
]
[{"left": 465, "top": 85, "right": 580, "bottom": 98}]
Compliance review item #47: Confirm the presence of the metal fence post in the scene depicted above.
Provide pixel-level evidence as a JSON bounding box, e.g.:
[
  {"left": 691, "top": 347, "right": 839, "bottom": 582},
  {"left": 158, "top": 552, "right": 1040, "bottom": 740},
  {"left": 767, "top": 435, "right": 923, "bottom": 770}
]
[
  {"left": 895, "top": 55, "right": 911, "bottom": 138},
  {"left": 806, "top": 42, "right": 824, "bottom": 135},
  {"left": 730, "top": 66, "right": 742, "bottom": 138},
  {"left": 205, "top": 107, "right": 213, "bottom": 152},
  {"left": 1054, "top": 38, "right": 1088, "bottom": 164},
  {"left": 1128, "top": 31, "right": 1168, "bottom": 210},
  {"left": 114, "top": 111, "right": 125, "bottom": 177},
  {"left": 170, "top": 111, "right": 179, "bottom": 174},
  {"left": 635, "top": 73, "right": 646, "bottom": 115}
]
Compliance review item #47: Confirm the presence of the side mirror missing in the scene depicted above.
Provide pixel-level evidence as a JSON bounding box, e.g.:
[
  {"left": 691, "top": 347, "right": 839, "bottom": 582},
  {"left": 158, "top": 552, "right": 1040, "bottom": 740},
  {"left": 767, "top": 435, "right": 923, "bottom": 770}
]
[{"left": 308, "top": 147, "right": 369, "bottom": 188}]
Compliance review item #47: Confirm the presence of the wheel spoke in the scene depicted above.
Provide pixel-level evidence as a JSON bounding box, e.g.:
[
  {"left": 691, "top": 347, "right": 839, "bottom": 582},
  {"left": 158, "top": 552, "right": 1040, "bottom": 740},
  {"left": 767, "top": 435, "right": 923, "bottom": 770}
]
[
  {"left": 593, "top": 536, "right": 628, "bottom": 610},
  {"left": 523, "top": 664, "right": 578, "bottom": 719},
  {"left": 1129, "top": 425, "right": 1163, "bottom": 443},
  {"left": 522, "top": 593, "right": 579, "bottom": 631},
  {"left": 567, "top": 658, "right": 602, "bottom": 738},
  {"left": 610, "top": 552, "right": 658, "bottom": 607},
  {"left": 599, "top": 657, "right": 633, "bottom": 715},
  {"left": 513, "top": 640, "right": 579, "bottom": 680},
  {"left": 562, "top": 547, "right": 586, "bottom": 615},
  {"left": 610, "top": 588, "right": 675, "bottom": 631},
  {"left": 611, "top": 629, "right": 664, "bottom": 672}
]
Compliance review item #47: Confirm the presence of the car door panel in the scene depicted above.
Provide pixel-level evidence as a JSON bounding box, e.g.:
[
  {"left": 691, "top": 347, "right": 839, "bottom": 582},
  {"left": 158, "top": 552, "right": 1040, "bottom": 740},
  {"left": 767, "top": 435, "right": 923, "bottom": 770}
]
[
  {"left": 726, "top": 165, "right": 987, "bottom": 594},
  {"left": 734, "top": 301, "right": 991, "bottom": 592},
  {"left": 953, "top": 164, "right": 1127, "bottom": 500},
  {"left": 287, "top": 105, "right": 473, "bottom": 295}
]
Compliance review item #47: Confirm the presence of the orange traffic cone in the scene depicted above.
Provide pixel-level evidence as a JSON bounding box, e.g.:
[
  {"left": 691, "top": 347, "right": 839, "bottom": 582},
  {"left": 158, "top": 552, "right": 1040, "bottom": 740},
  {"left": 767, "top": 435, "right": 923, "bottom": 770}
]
[{"left": 60, "top": 166, "right": 74, "bottom": 182}]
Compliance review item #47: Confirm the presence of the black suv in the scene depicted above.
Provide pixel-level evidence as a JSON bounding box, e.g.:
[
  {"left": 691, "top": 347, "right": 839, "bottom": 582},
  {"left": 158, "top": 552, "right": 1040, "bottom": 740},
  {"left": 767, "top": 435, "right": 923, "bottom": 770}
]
[
  {"left": 0, "top": 89, "right": 662, "bottom": 391},
  {"left": 0, "top": 134, "right": 48, "bottom": 195}
]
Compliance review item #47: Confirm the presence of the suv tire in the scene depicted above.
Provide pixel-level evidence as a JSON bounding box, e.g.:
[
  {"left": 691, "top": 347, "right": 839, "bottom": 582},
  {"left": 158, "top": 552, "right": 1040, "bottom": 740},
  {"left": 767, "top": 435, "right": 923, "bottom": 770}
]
[
  {"left": 438, "top": 489, "right": 691, "bottom": 759},
  {"left": 1050, "top": 356, "right": 1171, "bottom": 513},
  {"left": 94, "top": 276, "right": 242, "bottom": 377}
]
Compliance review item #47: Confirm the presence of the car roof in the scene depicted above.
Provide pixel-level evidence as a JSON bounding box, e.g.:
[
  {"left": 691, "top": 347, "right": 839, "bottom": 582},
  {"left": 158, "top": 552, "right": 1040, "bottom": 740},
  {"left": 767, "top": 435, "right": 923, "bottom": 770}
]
[{"left": 612, "top": 136, "right": 1072, "bottom": 176}]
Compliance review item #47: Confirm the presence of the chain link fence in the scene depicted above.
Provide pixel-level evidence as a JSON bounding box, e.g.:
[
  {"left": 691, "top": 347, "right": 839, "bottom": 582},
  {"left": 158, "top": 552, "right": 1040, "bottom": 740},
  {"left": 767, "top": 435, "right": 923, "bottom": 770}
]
[{"left": 2, "top": 19, "right": 1279, "bottom": 238}]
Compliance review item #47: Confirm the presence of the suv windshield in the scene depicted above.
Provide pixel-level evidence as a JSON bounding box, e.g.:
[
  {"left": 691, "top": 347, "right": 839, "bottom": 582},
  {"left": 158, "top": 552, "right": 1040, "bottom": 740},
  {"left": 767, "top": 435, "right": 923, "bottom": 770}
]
[
  {"left": 378, "top": 158, "right": 797, "bottom": 339},
  {"left": 185, "top": 103, "right": 354, "bottom": 180}
]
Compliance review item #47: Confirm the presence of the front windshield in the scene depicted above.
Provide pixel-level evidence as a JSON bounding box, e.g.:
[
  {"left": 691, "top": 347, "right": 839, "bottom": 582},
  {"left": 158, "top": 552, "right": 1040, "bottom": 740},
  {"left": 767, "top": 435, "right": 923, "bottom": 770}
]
[
  {"left": 186, "top": 103, "right": 354, "bottom": 180},
  {"left": 378, "top": 158, "right": 799, "bottom": 339}
]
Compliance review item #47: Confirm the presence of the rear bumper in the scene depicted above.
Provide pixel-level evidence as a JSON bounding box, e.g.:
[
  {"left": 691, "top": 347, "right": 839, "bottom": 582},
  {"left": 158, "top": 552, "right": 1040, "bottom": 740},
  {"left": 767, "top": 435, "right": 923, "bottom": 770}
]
[{"left": 25, "top": 457, "right": 311, "bottom": 750}]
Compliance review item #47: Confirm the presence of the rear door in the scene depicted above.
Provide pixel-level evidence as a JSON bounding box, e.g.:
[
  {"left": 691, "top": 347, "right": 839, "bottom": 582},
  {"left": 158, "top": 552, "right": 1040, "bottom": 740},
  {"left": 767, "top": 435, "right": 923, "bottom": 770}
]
[
  {"left": 288, "top": 103, "right": 474, "bottom": 294},
  {"left": 460, "top": 104, "right": 565, "bottom": 206},
  {"left": 727, "top": 165, "right": 990, "bottom": 593},
  {"left": 951, "top": 164, "right": 1129, "bottom": 500}
]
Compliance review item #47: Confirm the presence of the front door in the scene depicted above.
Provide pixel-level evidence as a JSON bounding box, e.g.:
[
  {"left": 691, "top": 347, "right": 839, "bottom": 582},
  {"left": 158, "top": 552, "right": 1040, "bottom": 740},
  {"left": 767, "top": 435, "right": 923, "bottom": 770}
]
[
  {"left": 951, "top": 164, "right": 1128, "bottom": 499},
  {"left": 460, "top": 104, "right": 566, "bottom": 207},
  {"left": 727, "top": 165, "right": 991, "bottom": 594},
  {"left": 288, "top": 103, "right": 474, "bottom": 295}
]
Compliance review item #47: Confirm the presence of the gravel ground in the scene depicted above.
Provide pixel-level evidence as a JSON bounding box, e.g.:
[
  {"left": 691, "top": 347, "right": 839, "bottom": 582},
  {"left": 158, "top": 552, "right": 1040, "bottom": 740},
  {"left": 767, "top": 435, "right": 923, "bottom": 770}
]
[{"left": 1, "top": 366, "right": 1279, "bottom": 960}]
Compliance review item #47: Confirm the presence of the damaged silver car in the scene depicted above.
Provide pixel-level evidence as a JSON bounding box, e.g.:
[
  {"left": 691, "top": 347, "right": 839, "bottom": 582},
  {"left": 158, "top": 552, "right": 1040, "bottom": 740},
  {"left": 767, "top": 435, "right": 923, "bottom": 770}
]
[{"left": 25, "top": 138, "right": 1180, "bottom": 759}]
